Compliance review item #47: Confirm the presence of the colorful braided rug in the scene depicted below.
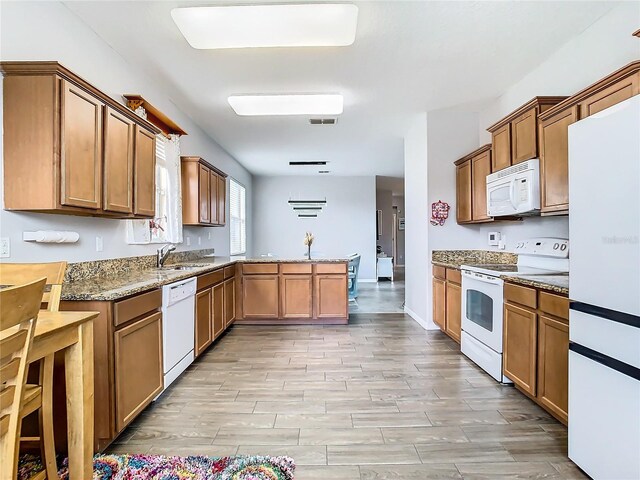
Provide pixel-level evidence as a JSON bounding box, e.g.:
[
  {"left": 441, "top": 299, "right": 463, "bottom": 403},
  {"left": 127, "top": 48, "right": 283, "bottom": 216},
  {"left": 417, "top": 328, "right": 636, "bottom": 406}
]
[{"left": 18, "top": 454, "right": 295, "bottom": 480}]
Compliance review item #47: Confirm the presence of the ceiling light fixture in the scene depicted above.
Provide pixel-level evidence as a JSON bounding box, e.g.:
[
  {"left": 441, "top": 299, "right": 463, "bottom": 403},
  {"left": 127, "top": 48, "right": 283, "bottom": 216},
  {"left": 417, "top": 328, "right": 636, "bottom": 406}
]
[
  {"left": 171, "top": 4, "right": 358, "bottom": 49},
  {"left": 228, "top": 94, "right": 343, "bottom": 116}
]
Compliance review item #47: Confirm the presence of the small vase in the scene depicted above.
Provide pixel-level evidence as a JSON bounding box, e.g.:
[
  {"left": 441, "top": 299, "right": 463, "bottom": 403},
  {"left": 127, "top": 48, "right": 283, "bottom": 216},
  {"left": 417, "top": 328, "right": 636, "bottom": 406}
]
[{"left": 307, "top": 245, "right": 311, "bottom": 260}]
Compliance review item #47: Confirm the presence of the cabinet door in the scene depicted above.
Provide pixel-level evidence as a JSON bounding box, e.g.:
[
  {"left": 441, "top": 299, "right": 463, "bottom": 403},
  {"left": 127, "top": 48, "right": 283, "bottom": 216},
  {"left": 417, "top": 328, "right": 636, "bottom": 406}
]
[
  {"left": 114, "top": 311, "right": 163, "bottom": 432},
  {"left": 103, "top": 107, "right": 134, "bottom": 213},
  {"left": 195, "top": 288, "right": 213, "bottom": 356},
  {"left": 579, "top": 74, "right": 640, "bottom": 117},
  {"left": 538, "top": 315, "right": 569, "bottom": 423},
  {"left": 60, "top": 80, "right": 103, "bottom": 209},
  {"left": 218, "top": 175, "right": 226, "bottom": 226},
  {"left": 445, "top": 281, "right": 461, "bottom": 343},
  {"left": 456, "top": 161, "right": 472, "bottom": 223},
  {"left": 503, "top": 303, "right": 537, "bottom": 395},
  {"left": 491, "top": 123, "right": 511, "bottom": 171},
  {"left": 212, "top": 282, "right": 224, "bottom": 339},
  {"left": 210, "top": 170, "right": 219, "bottom": 225},
  {"left": 539, "top": 106, "right": 578, "bottom": 214},
  {"left": 511, "top": 108, "right": 538, "bottom": 164},
  {"left": 242, "top": 275, "right": 279, "bottom": 318},
  {"left": 224, "top": 278, "right": 235, "bottom": 327},
  {"left": 314, "top": 274, "right": 348, "bottom": 319},
  {"left": 199, "top": 165, "right": 211, "bottom": 224},
  {"left": 432, "top": 277, "right": 446, "bottom": 331},
  {"left": 471, "top": 150, "right": 491, "bottom": 222},
  {"left": 133, "top": 127, "right": 156, "bottom": 217},
  {"left": 281, "top": 275, "right": 313, "bottom": 318}
]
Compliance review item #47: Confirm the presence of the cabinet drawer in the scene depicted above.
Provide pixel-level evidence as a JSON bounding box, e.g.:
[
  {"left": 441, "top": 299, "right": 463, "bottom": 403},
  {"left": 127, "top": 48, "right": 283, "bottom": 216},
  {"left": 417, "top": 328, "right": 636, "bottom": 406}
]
[
  {"left": 315, "top": 263, "right": 347, "bottom": 274},
  {"left": 504, "top": 283, "right": 537, "bottom": 309},
  {"left": 433, "top": 265, "right": 446, "bottom": 280},
  {"left": 446, "top": 268, "right": 461, "bottom": 284},
  {"left": 539, "top": 291, "right": 569, "bottom": 320},
  {"left": 224, "top": 265, "right": 235, "bottom": 279},
  {"left": 197, "top": 269, "right": 224, "bottom": 290},
  {"left": 281, "top": 263, "right": 313, "bottom": 274},
  {"left": 114, "top": 289, "right": 161, "bottom": 327},
  {"left": 242, "top": 263, "right": 279, "bottom": 275}
]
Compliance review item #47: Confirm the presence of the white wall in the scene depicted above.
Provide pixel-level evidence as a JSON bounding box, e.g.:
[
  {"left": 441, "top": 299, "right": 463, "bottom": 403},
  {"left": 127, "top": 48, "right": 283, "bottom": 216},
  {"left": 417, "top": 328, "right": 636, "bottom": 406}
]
[
  {"left": 403, "top": 114, "right": 430, "bottom": 327},
  {"left": 406, "top": 3, "right": 639, "bottom": 328},
  {"left": 252, "top": 176, "right": 377, "bottom": 280},
  {"left": 0, "top": 1, "right": 253, "bottom": 263}
]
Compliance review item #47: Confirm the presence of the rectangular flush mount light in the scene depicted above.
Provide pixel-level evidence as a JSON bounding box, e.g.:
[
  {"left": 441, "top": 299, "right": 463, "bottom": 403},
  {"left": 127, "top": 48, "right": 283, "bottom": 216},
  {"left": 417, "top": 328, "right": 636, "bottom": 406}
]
[
  {"left": 228, "top": 94, "right": 343, "bottom": 116},
  {"left": 171, "top": 4, "right": 358, "bottom": 49}
]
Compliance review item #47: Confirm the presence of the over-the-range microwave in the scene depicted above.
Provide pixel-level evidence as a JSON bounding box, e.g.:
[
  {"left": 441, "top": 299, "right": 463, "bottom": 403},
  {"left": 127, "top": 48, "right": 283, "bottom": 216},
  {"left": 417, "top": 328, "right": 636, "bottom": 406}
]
[{"left": 486, "top": 159, "right": 540, "bottom": 217}]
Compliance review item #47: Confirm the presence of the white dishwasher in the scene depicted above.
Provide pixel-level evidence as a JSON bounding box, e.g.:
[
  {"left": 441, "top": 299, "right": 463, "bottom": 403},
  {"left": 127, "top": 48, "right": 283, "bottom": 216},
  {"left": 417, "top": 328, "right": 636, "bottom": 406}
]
[{"left": 159, "top": 277, "right": 197, "bottom": 396}]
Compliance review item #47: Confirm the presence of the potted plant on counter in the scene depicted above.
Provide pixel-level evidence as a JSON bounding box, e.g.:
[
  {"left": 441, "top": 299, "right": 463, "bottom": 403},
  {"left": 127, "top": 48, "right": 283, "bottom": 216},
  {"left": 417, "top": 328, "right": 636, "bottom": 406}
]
[{"left": 304, "top": 232, "right": 314, "bottom": 260}]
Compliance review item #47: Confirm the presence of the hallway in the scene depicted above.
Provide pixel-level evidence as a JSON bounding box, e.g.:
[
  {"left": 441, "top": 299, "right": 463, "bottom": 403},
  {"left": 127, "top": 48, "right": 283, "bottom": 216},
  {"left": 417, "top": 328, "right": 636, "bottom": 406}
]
[
  {"left": 109, "top": 313, "right": 582, "bottom": 480},
  {"left": 349, "top": 267, "right": 405, "bottom": 314}
]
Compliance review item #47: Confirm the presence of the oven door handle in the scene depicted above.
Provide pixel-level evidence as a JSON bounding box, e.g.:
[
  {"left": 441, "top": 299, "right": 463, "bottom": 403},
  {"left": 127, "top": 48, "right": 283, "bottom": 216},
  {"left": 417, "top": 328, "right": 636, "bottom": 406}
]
[{"left": 462, "top": 270, "right": 503, "bottom": 285}]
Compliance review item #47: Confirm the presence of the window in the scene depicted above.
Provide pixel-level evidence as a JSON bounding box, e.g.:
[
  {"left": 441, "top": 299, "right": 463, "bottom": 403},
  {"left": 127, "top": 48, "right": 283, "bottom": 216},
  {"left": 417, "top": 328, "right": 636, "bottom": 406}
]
[{"left": 229, "top": 178, "right": 246, "bottom": 255}]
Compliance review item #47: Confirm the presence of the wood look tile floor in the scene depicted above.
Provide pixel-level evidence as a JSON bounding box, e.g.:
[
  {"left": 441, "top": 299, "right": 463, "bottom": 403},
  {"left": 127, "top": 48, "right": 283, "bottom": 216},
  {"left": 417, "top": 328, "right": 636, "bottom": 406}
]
[{"left": 110, "top": 313, "right": 586, "bottom": 479}]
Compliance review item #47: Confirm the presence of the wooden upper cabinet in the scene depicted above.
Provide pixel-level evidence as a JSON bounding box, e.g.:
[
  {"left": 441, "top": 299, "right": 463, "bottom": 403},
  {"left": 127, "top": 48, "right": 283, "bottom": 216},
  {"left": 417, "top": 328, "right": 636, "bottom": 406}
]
[
  {"left": 1, "top": 62, "right": 160, "bottom": 217},
  {"left": 487, "top": 97, "right": 566, "bottom": 172},
  {"left": 103, "top": 107, "right": 134, "bottom": 214},
  {"left": 491, "top": 123, "right": 511, "bottom": 171},
  {"left": 471, "top": 147, "right": 492, "bottom": 222},
  {"left": 180, "top": 156, "right": 228, "bottom": 227},
  {"left": 539, "top": 106, "right": 577, "bottom": 215},
  {"left": 511, "top": 107, "right": 538, "bottom": 164},
  {"left": 503, "top": 302, "right": 538, "bottom": 396},
  {"left": 217, "top": 175, "right": 227, "bottom": 226},
  {"left": 432, "top": 277, "right": 446, "bottom": 331},
  {"left": 281, "top": 274, "right": 313, "bottom": 319},
  {"left": 199, "top": 165, "right": 211, "bottom": 224},
  {"left": 579, "top": 73, "right": 640, "bottom": 117},
  {"left": 61, "top": 80, "right": 104, "bottom": 210},
  {"left": 455, "top": 160, "right": 472, "bottom": 223},
  {"left": 133, "top": 127, "right": 156, "bottom": 217},
  {"left": 209, "top": 170, "right": 219, "bottom": 225}
]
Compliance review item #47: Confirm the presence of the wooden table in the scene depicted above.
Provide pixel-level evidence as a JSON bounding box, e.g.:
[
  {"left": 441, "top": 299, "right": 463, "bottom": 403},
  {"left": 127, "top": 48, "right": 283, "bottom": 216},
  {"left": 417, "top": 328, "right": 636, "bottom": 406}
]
[{"left": 4, "top": 310, "right": 98, "bottom": 479}]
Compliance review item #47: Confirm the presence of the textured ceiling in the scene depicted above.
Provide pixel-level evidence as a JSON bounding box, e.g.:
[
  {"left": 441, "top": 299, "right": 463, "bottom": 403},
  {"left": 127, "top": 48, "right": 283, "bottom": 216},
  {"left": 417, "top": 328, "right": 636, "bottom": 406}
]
[{"left": 65, "top": 1, "right": 618, "bottom": 177}]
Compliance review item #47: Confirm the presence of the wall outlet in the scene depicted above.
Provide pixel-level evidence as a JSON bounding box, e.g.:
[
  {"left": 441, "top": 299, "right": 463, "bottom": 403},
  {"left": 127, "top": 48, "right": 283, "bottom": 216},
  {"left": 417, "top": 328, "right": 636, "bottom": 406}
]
[
  {"left": 95, "top": 236, "right": 103, "bottom": 252},
  {"left": 186, "top": 236, "right": 191, "bottom": 246},
  {"left": 498, "top": 235, "right": 507, "bottom": 250},
  {"left": 0, "top": 237, "right": 10, "bottom": 258},
  {"left": 208, "top": 231, "right": 212, "bottom": 240},
  {"left": 198, "top": 236, "right": 202, "bottom": 245},
  {"left": 488, "top": 231, "right": 500, "bottom": 246}
]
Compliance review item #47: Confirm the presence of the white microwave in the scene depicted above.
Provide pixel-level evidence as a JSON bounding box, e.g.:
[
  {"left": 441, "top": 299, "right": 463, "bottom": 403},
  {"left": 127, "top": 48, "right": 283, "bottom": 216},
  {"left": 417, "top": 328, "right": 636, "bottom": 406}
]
[{"left": 486, "top": 159, "right": 541, "bottom": 217}]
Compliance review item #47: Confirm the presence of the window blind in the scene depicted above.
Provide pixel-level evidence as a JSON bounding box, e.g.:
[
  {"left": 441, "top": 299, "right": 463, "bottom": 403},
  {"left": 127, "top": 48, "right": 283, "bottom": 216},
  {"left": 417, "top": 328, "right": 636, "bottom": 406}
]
[{"left": 229, "top": 178, "right": 246, "bottom": 255}]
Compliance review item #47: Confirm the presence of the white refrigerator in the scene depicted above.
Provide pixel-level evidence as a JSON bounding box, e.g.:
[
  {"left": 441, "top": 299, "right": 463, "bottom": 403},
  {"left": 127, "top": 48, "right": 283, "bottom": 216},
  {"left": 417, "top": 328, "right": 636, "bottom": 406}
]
[{"left": 568, "top": 95, "right": 640, "bottom": 479}]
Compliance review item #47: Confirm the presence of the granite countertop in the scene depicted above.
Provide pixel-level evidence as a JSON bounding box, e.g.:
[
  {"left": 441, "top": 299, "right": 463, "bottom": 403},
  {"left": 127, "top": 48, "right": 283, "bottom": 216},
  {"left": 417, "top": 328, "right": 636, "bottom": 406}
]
[
  {"left": 62, "top": 256, "right": 349, "bottom": 301},
  {"left": 502, "top": 274, "right": 569, "bottom": 295},
  {"left": 432, "top": 260, "right": 463, "bottom": 270}
]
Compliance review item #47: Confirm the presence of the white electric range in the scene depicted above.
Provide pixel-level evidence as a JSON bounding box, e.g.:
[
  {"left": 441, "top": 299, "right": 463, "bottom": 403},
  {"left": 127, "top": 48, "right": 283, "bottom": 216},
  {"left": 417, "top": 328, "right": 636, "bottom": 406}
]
[{"left": 460, "top": 238, "right": 569, "bottom": 383}]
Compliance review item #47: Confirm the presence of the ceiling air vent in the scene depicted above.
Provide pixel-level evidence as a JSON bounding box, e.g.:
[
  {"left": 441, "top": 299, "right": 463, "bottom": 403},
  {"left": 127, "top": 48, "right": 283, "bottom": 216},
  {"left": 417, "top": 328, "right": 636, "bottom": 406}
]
[
  {"left": 289, "top": 161, "right": 327, "bottom": 166},
  {"left": 309, "top": 118, "right": 337, "bottom": 125}
]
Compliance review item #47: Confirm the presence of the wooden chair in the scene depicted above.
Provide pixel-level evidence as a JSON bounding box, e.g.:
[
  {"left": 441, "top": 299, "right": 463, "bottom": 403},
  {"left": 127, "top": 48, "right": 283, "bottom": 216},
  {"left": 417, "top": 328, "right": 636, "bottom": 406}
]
[
  {"left": 0, "top": 278, "right": 46, "bottom": 480},
  {"left": 0, "top": 262, "right": 67, "bottom": 479}
]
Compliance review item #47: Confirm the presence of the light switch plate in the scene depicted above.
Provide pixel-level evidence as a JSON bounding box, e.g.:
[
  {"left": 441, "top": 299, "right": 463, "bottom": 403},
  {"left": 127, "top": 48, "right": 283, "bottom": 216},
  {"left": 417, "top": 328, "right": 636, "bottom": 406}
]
[
  {"left": 186, "top": 236, "right": 191, "bottom": 246},
  {"left": 0, "top": 237, "right": 10, "bottom": 258},
  {"left": 95, "top": 236, "right": 103, "bottom": 252}
]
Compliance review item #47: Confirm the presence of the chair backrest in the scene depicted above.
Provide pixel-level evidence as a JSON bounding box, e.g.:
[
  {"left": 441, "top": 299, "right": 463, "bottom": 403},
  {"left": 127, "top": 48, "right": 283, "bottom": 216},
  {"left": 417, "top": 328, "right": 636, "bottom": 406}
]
[
  {"left": 0, "top": 278, "right": 46, "bottom": 479},
  {"left": 0, "top": 262, "right": 67, "bottom": 312},
  {"left": 348, "top": 255, "right": 361, "bottom": 277}
]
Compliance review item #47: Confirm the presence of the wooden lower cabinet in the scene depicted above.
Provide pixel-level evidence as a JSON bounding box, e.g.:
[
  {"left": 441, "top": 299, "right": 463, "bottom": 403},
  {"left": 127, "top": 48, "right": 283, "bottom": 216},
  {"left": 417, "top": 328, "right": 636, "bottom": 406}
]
[
  {"left": 212, "top": 282, "right": 224, "bottom": 339},
  {"left": 445, "top": 281, "right": 462, "bottom": 343},
  {"left": 503, "top": 283, "right": 570, "bottom": 424},
  {"left": 224, "top": 278, "right": 235, "bottom": 327},
  {"left": 195, "top": 288, "right": 213, "bottom": 356},
  {"left": 113, "top": 311, "right": 163, "bottom": 432},
  {"left": 281, "top": 274, "right": 313, "bottom": 318},
  {"left": 242, "top": 275, "right": 280, "bottom": 318},
  {"left": 537, "top": 315, "right": 569, "bottom": 423},
  {"left": 432, "top": 277, "right": 446, "bottom": 331},
  {"left": 503, "top": 303, "right": 538, "bottom": 396},
  {"left": 314, "top": 274, "right": 348, "bottom": 319}
]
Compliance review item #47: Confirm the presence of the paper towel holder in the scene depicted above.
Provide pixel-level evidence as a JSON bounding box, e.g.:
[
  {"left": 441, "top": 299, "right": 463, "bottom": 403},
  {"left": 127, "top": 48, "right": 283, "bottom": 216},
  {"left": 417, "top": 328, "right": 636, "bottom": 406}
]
[{"left": 23, "top": 231, "right": 80, "bottom": 243}]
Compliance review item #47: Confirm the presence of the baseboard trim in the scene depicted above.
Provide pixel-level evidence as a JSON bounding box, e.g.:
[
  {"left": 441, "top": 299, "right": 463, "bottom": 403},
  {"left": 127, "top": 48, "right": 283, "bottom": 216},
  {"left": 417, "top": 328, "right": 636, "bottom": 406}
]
[{"left": 404, "top": 306, "right": 439, "bottom": 331}]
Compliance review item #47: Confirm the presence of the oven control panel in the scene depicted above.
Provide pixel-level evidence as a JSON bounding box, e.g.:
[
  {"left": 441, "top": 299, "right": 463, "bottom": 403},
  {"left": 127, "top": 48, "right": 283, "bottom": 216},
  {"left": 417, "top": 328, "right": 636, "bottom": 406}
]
[{"left": 514, "top": 237, "right": 569, "bottom": 258}]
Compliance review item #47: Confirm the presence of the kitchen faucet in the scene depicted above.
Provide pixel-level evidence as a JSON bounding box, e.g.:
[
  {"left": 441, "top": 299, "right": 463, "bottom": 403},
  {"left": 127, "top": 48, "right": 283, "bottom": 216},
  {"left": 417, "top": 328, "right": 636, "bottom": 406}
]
[{"left": 157, "top": 244, "right": 176, "bottom": 268}]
